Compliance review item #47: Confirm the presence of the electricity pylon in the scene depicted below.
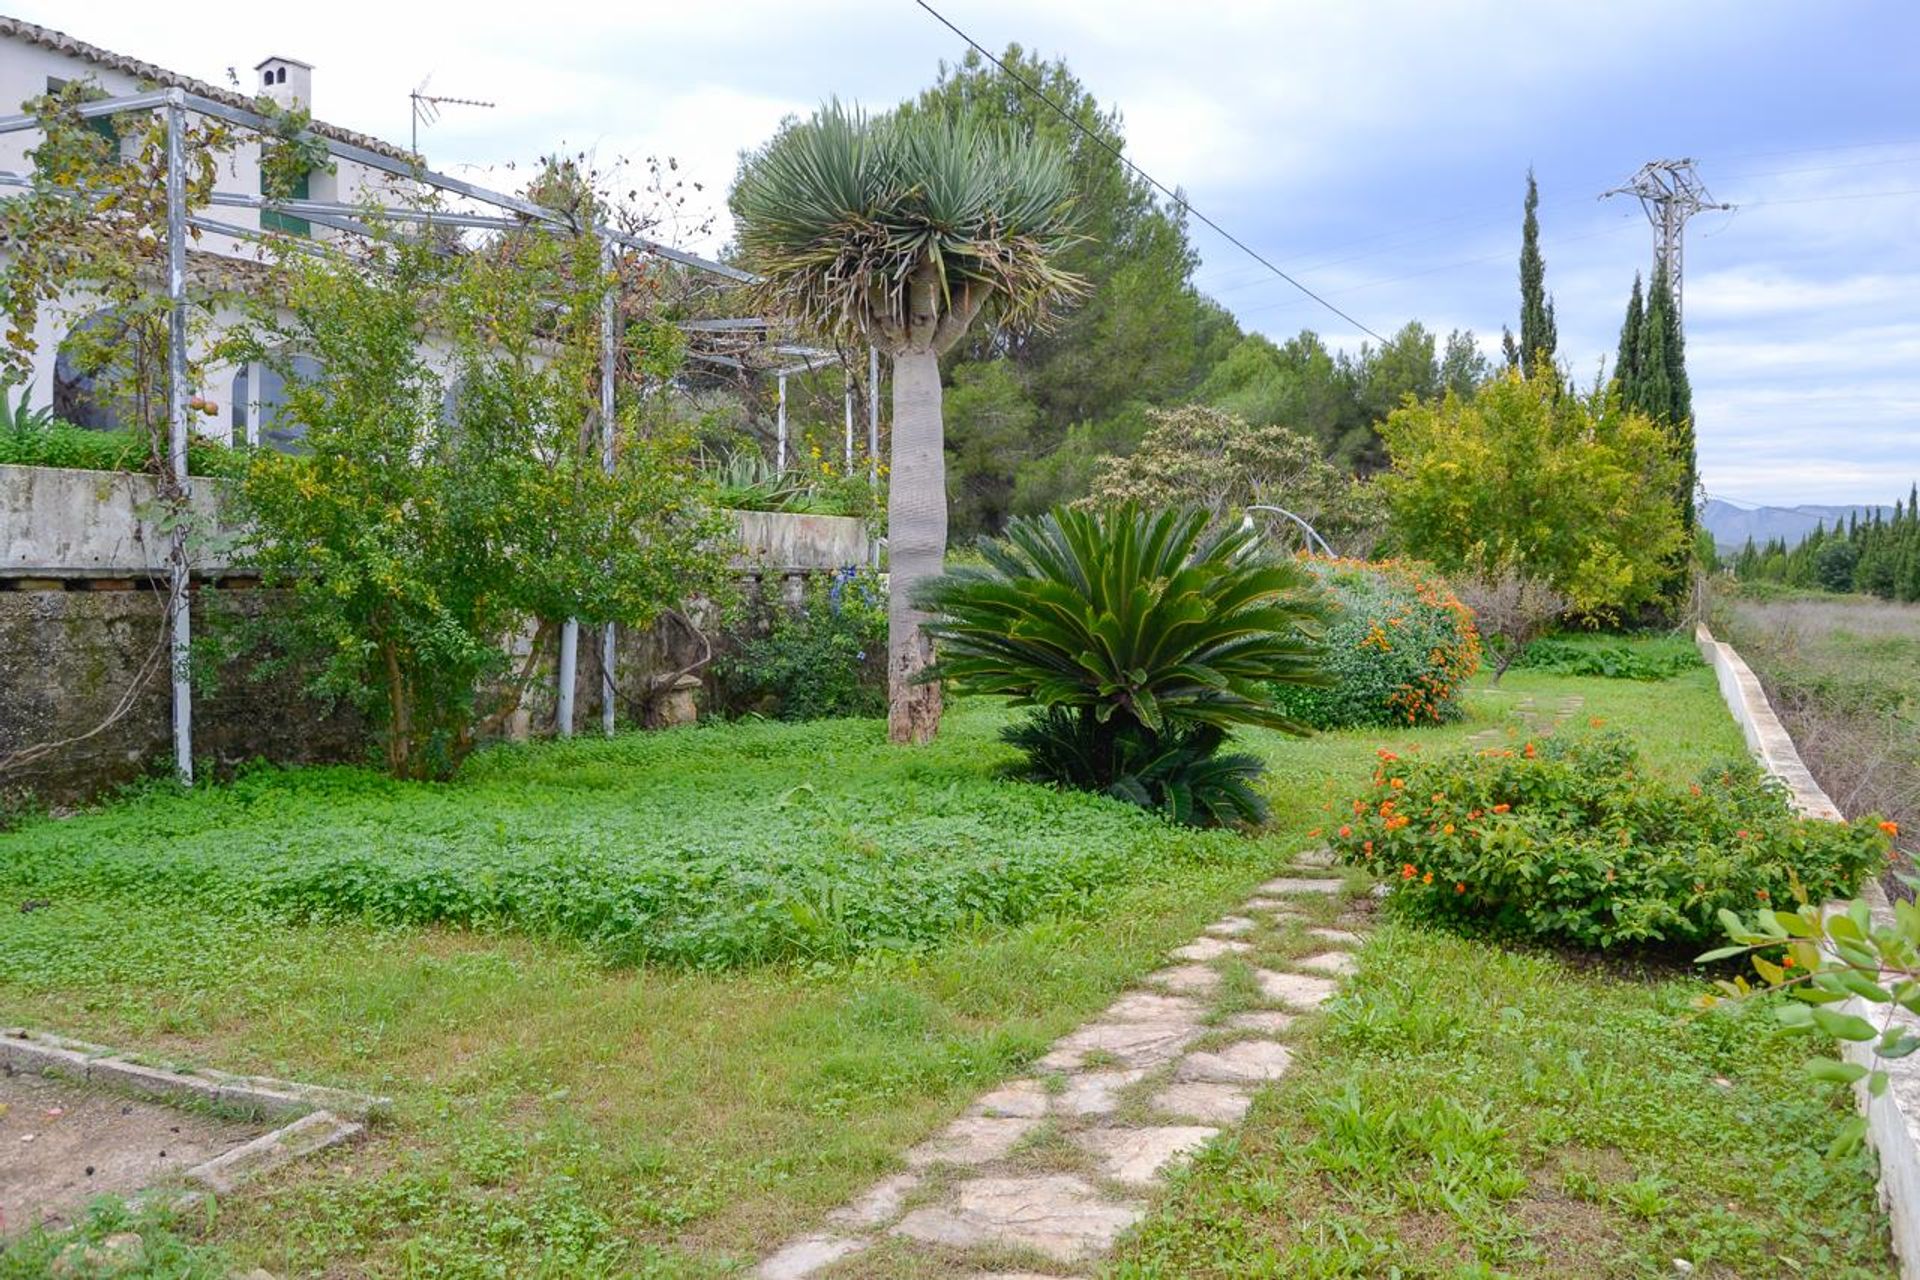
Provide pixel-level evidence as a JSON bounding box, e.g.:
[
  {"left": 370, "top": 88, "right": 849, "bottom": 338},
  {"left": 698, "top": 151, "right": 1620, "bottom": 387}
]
[{"left": 1603, "top": 159, "right": 1731, "bottom": 325}]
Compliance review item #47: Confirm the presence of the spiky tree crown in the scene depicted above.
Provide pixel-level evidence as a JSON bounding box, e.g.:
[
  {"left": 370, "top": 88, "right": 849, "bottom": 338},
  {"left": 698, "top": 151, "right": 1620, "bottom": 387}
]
[{"left": 732, "top": 100, "right": 1086, "bottom": 348}]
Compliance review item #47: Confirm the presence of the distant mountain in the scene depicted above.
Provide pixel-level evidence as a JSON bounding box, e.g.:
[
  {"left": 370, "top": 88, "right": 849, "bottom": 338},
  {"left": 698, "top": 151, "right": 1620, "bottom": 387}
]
[{"left": 1701, "top": 498, "right": 1893, "bottom": 552}]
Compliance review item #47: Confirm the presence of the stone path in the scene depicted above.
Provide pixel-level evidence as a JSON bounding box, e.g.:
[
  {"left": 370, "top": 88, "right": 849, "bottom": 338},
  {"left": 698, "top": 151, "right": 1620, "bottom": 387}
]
[
  {"left": 1464, "top": 691, "right": 1585, "bottom": 751},
  {"left": 757, "top": 851, "right": 1368, "bottom": 1279}
]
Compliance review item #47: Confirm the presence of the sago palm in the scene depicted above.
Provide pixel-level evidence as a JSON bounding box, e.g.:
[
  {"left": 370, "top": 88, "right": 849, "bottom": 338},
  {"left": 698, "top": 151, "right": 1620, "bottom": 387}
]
[
  {"left": 733, "top": 101, "right": 1083, "bottom": 743},
  {"left": 915, "top": 505, "right": 1329, "bottom": 825}
]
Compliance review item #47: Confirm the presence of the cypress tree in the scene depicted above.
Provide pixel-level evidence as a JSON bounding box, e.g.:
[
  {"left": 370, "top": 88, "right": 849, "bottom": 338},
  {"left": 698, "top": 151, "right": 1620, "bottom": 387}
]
[
  {"left": 1516, "top": 169, "right": 1557, "bottom": 379},
  {"left": 1616, "top": 273, "right": 1644, "bottom": 395}
]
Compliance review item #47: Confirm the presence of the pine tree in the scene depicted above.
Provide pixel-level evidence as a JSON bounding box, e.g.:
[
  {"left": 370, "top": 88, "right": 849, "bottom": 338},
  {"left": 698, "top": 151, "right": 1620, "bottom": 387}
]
[{"left": 1516, "top": 169, "right": 1557, "bottom": 379}]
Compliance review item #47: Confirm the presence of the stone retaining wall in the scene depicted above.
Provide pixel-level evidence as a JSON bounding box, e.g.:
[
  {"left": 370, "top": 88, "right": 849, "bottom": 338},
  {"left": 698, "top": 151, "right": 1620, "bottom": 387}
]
[
  {"left": 1697, "top": 624, "right": 1920, "bottom": 1277},
  {"left": 0, "top": 464, "right": 870, "bottom": 807}
]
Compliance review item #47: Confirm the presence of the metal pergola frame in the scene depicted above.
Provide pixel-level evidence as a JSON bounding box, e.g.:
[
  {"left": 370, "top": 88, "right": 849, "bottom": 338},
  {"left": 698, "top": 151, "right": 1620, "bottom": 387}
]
[{"left": 0, "top": 85, "right": 877, "bottom": 779}]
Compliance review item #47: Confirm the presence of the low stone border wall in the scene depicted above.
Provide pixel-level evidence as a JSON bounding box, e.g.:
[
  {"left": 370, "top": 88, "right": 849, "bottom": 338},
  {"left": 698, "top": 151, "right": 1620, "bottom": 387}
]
[
  {"left": 2, "top": 1026, "right": 384, "bottom": 1201},
  {"left": 1696, "top": 624, "right": 1920, "bottom": 1276}
]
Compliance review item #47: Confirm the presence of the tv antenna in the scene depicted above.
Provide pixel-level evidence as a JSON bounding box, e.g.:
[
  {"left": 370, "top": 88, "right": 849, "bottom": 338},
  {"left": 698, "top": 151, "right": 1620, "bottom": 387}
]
[
  {"left": 1602, "top": 159, "right": 1731, "bottom": 326},
  {"left": 409, "top": 78, "right": 495, "bottom": 158}
]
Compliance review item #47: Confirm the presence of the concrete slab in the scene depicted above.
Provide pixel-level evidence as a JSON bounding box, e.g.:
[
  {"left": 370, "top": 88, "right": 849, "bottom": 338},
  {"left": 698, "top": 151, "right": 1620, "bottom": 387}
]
[{"left": 892, "top": 1175, "right": 1143, "bottom": 1263}]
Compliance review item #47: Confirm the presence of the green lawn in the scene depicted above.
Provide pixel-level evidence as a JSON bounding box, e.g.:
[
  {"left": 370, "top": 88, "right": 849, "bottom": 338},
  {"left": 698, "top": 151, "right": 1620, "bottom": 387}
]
[{"left": 0, "top": 663, "right": 1893, "bottom": 1276}]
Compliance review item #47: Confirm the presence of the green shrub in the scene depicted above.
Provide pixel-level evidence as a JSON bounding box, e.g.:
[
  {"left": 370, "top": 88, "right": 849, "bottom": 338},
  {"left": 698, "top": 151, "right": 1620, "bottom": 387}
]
[
  {"left": 716, "top": 565, "right": 887, "bottom": 721},
  {"left": 1511, "top": 632, "right": 1702, "bottom": 680},
  {"left": 1268, "top": 558, "right": 1481, "bottom": 729},
  {"left": 1329, "top": 732, "right": 1890, "bottom": 949},
  {"left": 0, "top": 417, "right": 249, "bottom": 478},
  {"left": 918, "top": 505, "right": 1326, "bottom": 826}
]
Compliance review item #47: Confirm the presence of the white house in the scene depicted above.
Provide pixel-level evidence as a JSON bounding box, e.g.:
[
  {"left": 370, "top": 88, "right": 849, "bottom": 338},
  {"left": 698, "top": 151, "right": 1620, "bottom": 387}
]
[{"left": 0, "top": 14, "right": 417, "bottom": 446}]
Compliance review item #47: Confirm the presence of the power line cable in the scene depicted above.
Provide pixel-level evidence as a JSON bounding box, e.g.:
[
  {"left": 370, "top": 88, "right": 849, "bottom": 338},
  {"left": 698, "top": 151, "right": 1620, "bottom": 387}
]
[{"left": 911, "top": 0, "right": 1387, "bottom": 342}]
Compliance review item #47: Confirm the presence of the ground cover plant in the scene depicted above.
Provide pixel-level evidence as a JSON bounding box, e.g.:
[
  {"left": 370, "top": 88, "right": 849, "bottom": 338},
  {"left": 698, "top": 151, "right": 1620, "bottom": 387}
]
[
  {"left": 0, "top": 648, "right": 1893, "bottom": 1276},
  {"left": 919, "top": 504, "right": 1326, "bottom": 825},
  {"left": 1267, "top": 557, "right": 1480, "bottom": 729},
  {"left": 0, "top": 703, "right": 1260, "bottom": 970},
  {"left": 0, "top": 415, "right": 249, "bottom": 478},
  {"left": 1509, "top": 630, "right": 1702, "bottom": 680},
  {"left": 1331, "top": 731, "right": 1888, "bottom": 948}
]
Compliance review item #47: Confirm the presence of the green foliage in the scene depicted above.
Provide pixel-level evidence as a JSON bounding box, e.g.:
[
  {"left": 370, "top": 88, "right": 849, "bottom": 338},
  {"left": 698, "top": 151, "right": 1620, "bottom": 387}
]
[
  {"left": 0, "top": 705, "right": 1259, "bottom": 969},
  {"left": 1731, "top": 483, "right": 1920, "bottom": 604},
  {"left": 1702, "top": 848, "right": 1911, "bottom": 1157},
  {"left": 1379, "top": 366, "right": 1687, "bottom": 617},
  {"left": 716, "top": 566, "right": 887, "bottom": 721},
  {"left": 1502, "top": 170, "right": 1557, "bottom": 379},
  {"left": 703, "top": 447, "right": 874, "bottom": 518},
  {"left": 1269, "top": 558, "right": 1481, "bottom": 729},
  {"left": 1331, "top": 732, "right": 1890, "bottom": 949},
  {"left": 0, "top": 414, "right": 247, "bottom": 478},
  {"left": 0, "top": 1197, "right": 231, "bottom": 1278},
  {"left": 1510, "top": 631, "right": 1704, "bottom": 680},
  {"left": 229, "top": 206, "right": 729, "bottom": 780},
  {"left": 731, "top": 98, "right": 1084, "bottom": 346},
  {"left": 917, "top": 505, "right": 1326, "bottom": 824},
  {"left": 1083, "top": 403, "right": 1377, "bottom": 549}
]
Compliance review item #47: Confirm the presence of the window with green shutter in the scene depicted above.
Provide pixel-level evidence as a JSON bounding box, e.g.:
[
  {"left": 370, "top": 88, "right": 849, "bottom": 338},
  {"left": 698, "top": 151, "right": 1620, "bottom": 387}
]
[{"left": 261, "top": 167, "right": 311, "bottom": 237}]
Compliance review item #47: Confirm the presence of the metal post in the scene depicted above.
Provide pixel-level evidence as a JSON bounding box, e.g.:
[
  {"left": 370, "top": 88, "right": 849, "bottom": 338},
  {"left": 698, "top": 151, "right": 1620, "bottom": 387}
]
[
  {"left": 556, "top": 618, "right": 577, "bottom": 737},
  {"left": 867, "top": 345, "right": 879, "bottom": 489},
  {"left": 164, "top": 91, "right": 193, "bottom": 786},
  {"left": 776, "top": 372, "right": 788, "bottom": 471},
  {"left": 599, "top": 236, "right": 617, "bottom": 737},
  {"left": 843, "top": 367, "right": 854, "bottom": 475}
]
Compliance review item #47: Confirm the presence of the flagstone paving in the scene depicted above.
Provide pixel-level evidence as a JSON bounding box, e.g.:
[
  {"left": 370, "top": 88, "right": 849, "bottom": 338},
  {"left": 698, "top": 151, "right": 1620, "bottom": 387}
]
[{"left": 755, "top": 847, "right": 1371, "bottom": 1278}]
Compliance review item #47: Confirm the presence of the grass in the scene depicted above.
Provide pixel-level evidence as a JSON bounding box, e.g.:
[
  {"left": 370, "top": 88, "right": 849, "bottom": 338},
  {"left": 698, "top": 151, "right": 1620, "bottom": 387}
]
[
  {"left": 1713, "top": 586, "right": 1919, "bottom": 855},
  {"left": 0, "top": 657, "right": 1893, "bottom": 1275},
  {"left": 1110, "top": 659, "right": 1896, "bottom": 1278},
  {"left": 1106, "top": 923, "right": 1891, "bottom": 1278}
]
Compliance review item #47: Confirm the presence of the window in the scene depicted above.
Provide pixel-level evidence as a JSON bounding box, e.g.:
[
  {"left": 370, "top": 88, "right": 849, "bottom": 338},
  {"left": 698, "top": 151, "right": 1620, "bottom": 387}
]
[
  {"left": 54, "top": 308, "right": 155, "bottom": 431},
  {"left": 260, "top": 164, "right": 311, "bottom": 237},
  {"left": 236, "top": 353, "right": 322, "bottom": 453},
  {"left": 44, "top": 77, "right": 117, "bottom": 147}
]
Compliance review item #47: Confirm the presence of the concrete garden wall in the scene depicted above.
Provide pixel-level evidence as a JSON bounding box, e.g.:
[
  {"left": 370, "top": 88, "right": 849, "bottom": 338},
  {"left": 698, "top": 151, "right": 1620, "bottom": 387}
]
[{"left": 1697, "top": 624, "right": 1920, "bottom": 1277}]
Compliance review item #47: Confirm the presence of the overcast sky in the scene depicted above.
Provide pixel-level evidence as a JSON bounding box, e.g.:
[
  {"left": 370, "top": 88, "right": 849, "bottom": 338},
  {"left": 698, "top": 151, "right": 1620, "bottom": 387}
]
[{"left": 23, "top": 1, "right": 1919, "bottom": 506}]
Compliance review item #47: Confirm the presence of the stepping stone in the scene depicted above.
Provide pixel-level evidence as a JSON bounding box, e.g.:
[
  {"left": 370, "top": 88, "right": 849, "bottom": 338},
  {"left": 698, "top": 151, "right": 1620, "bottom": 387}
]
[
  {"left": 1149, "top": 1080, "right": 1252, "bottom": 1124},
  {"left": 826, "top": 1171, "right": 920, "bottom": 1229},
  {"left": 1255, "top": 969, "right": 1340, "bottom": 1009},
  {"left": 970, "top": 1275, "right": 1075, "bottom": 1280},
  {"left": 1054, "top": 1068, "right": 1146, "bottom": 1117},
  {"left": 1292, "top": 847, "right": 1336, "bottom": 868},
  {"left": 1038, "top": 1020, "right": 1200, "bottom": 1071},
  {"left": 1243, "top": 897, "right": 1297, "bottom": 915},
  {"left": 892, "top": 1174, "right": 1143, "bottom": 1264},
  {"left": 1145, "top": 964, "right": 1221, "bottom": 996},
  {"left": 1074, "top": 1124, "right": 1219, "bottom": 1189},
  {"left": 1259, "top": 877, "right": 1343, "bottom": 896},
  {"left": 1102, "top": 992, "right": 1203, "bottom": 1023},
  {"left": 1295, "top": 950, "right": 1358, "bottom": 977},
  {"left": 1176, "top": 1040, "right": 1294, "bottom": 1085},
  {"left": 1308, "top": 927, "right": 1365, "bottom": 947},
  {"left": 1205, "top": 915, "right": 1257, "bottom": 937},
  {"left": 758, "top": 1234, "right": 867, "bottom": 1279},
  {"left": 1171, "top": 936, "right": 1252, "bottom": 962},
  {"left": 907, "top": 1115, "right": 1042, "bottom": 1168},
  {"left": 974, "top": 1079, "right": 1049, "bottom": 1119},
  {"left": 1224, "top": 1009, "right": 1295, "bottom": 1035}
]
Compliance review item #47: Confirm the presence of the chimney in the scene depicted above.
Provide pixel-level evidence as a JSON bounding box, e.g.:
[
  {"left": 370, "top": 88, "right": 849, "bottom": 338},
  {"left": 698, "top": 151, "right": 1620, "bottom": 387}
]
[{"left": 254, "top": 56, "right": 313, "bottom": 111}]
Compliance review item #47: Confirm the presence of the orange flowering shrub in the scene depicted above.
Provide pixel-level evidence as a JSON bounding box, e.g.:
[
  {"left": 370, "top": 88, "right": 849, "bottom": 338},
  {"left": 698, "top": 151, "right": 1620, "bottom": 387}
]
[
  {"left": 1268, "top": 558, "right": 1480, "bottom": 729},
  {"left": 1331, "top": 733, "right": 1893, "bottom": 949}
]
